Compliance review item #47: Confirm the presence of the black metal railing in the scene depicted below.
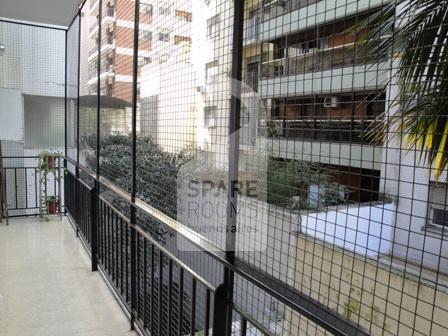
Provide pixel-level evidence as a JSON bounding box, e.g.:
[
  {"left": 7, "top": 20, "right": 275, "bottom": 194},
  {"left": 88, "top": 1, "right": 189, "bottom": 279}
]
[
  {"left": 65, "top": 171, "right": 93, "bottom": 246},
  {"left": 63, "top": 158, "right": 368, "bottom": 336},
  {"left": 1, "top": 156, "right": 62, "bottom": 218}
]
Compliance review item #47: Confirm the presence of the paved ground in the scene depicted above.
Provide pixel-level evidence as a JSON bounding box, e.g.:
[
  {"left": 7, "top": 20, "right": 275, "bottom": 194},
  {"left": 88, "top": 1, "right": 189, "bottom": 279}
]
[{"left": 0, "top": 217, "right": 138, "bottom": 336}]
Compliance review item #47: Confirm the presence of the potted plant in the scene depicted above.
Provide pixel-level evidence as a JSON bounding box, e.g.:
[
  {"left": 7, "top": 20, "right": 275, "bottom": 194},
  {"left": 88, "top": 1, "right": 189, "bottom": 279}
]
[
  {"left": 47, "top": 196, "right": 59, "bottom": 214},
  {"left": 47, "top": 155, "right": 56, "bottom": 169},
  {"left": 38, "top": 151, "right": 61, "bottom": 171}
]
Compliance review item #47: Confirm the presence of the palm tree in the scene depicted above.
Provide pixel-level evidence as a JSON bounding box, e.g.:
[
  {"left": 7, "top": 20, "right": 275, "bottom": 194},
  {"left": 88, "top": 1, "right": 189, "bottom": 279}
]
[{"left": 360, "top": 0, "right": 448, "bottom": 179}]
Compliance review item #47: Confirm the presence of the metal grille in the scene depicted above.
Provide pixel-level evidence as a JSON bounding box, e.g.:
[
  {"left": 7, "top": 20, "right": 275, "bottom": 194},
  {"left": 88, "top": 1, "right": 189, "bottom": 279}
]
[
  {"left": 67, "top": 16, "right": 80, "bottom": 174},
  {"left": 66, "top": 0, "right": 448, "bottom": 335},
  {"left": 0, "top": 20, "right": 66, "bottom": 217}
]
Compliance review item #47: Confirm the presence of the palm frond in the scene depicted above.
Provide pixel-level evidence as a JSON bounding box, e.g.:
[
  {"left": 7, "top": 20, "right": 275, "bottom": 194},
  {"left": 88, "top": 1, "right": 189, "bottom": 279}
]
[{"left": 356, "top": 0, "right": 448, "bottom": 179}]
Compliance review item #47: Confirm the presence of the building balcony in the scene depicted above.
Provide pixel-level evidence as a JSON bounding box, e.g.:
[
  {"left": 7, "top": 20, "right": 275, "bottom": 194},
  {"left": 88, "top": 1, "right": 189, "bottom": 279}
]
[
  {"left": 260, "top": 117, "right": 378, "bottom": 144},
  {"left": 89, "top": 0, "right": 100, "bottom": 14},
  {"left": 89, "top": 0, "right": 115, "bottom": 15},
  {"left": 88, "top": 7, "right": 116, "bottom": 38},
  {"left": 259, "top": 0, "right": 391, "bottom": 41},
  {"left": 3, "top": 2, "right": 448, "bottom": 336},
  {"left": 88, "top": 39, "right": 116, "bottom": 61},
  {"left": 259, "top": 54, "right": 389, "bottom": 97},
  {"left": 87, "top": 65, "right": 115, "bottom": 86},
  {"left": 257, "top": 135, "right": 383, "bottom": 170}
]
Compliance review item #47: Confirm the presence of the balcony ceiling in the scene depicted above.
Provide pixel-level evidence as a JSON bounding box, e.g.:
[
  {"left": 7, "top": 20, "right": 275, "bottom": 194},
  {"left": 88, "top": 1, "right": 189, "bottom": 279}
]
[{"left": 0, "top": 0, "right": 83, "bottom": 27}]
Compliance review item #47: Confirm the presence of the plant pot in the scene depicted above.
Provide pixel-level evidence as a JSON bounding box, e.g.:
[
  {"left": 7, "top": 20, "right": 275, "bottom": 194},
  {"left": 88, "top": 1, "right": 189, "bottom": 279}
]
[
  {"left": 47, "top": 156, "right": 56, "bottom": 169},
  {"left": 48, "top": 199, "right": 59, "bottom": 214}
]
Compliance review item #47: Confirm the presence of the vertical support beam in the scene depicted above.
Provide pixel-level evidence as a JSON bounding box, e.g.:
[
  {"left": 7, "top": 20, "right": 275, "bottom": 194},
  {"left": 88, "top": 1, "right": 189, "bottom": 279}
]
[
  {"left": 96, "top": 0, "right": 103, "bottom": 181},
  {"left": 64, "top": 29, "right": 68, "bottom": 169},
  {"left": 213, "top": 1, "right": 245, "bottom": 336},
  {"left": 92, "top": 0, "right": 103, "bottom": 274},
  {"left": 76, "top": 11, "right": 81, "bottom": 178},
  {"left": 64, "top": 28, "right": 68, "bottom": 217},
  {"left": 91, "top": 186, "right": 98, "bottom": 271},
  {"left": 130, "top": 0, "right": 141, "bottom": 330}
]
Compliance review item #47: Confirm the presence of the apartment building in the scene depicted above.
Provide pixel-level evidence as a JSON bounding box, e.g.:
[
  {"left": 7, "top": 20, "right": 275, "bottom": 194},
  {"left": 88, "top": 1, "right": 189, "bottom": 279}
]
[
  {"left": 240, "top": 0, "right": 448, "bottom": 281},
  {"left": 84, "top": 0, "right": 153, "bottom": 101},
  {"left": 139, "top": 0, "right": 195, "bottom": 152}
]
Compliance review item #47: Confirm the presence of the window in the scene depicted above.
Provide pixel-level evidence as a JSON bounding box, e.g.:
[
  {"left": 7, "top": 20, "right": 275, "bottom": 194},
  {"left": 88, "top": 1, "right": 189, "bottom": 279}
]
[
  {"left": 140, "top": 3, "right": 153, "bottom": 15},
  {"left": 428, "top": 183, "right": 448, "bottom": 230},
  {"left": 158, "top": 30, "right": 170, "bottom": 42},
  {"left": 138, "top": 56, "right": 151, "bottom": 67},
  {"left": 205, "top": 60, "right": 219, "bottom": 84},
  {"left": 207, "top": 15, "right": 220, "bottom": 39},
  {"left": 159, "top": 54, "right": 169, "bottom": 63},
  {"left": 175, "top": 10, "right": 192, "bottom": 22},
  {"left": 159, "top": 4, "right": 171, "bottom": 15},
  {"left": 204, "top": 107, "right": 217, "bottom": 128},
  {"left": 141, "top": 31, "right": 152, "bottom": 41},
  {"left": 174, "top": 35, "right": 191, "bottom": 45}
]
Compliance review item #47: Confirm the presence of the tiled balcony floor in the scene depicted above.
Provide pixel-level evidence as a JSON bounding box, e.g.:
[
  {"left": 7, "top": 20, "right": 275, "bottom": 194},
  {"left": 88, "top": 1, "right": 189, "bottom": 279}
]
[{"left": 0, "top": 217, "right": 137, "bottom": 336}]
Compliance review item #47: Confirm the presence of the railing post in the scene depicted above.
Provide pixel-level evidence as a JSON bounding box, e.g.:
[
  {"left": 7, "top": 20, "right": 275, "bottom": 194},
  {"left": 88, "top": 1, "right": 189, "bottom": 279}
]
[
  {"left": 213, "top": 0, "right": 245, "bottom": 335},
  {"left": 130, "top": 211, "right": 137, "bottom": 329},
  {"left": 130, "top": 0, "right": 140, "bottom": 330},
  {"left": 90, "top": 185, "right": 98, "bottom": 272},
  {"left": 212, "top": 282, "right": 232, "bottom": 336},
  {"left": 75, "top": 174, "right": 79, "bottom": 237}
]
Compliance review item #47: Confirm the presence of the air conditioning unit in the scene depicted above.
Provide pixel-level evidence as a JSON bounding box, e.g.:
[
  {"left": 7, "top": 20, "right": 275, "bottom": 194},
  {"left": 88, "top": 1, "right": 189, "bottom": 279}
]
[
  {"left": 431, "top": 207, "right": 448, "bottom": 228},
  {"left": 323, "top": 96, "right": 340, "bottom": 108}
]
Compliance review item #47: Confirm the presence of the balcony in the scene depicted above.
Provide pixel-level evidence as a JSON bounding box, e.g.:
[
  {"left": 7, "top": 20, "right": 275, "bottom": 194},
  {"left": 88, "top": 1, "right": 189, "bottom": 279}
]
[
  {"left": 88, "top": 37, "right": 116, "bottom": 61},
  {"left": 260, "top": 117, "right": 378, "bottom": 143},
  {"left": 3, "top": 2, "right": 448, "bottom": 336},
  {"left": 261, "top": 0, "right": 321, "bottom": 22},
  {"left": 259, "top": 0, "right": 391, "bottom": 41},
  {"left": 0, "top": 216, "right": 138, "bottom": 335},
  {"left": 259, "top": 45, "right": 389, "bottom": 97},
  {"left": 88, "top": 6, "right": 116, "bottom": 38}
]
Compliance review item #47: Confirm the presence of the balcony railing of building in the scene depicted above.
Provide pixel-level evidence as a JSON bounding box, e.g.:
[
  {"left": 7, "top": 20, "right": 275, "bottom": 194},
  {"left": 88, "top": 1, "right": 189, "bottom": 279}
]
[
  {"left": 243, "top": 71, "right": 258, "bottom": 92},
  {"left": 261, "top": 43, "right": 386, "bottom": 79},
  {"left": 1, "top": 156, "right": 62, "bottom": 218},
  {"left": 261, "top": 0, "right": 321, "bottom": 22},
  {"left": 0, "top": 1, "right": 437, "bottom": 335},
  {"left": 259, "top": 118, "right": 378, "bottom": 144},
  {"left": 62, "top": 158, "right": 369, "bottom": 336},
  {"left": 89, "top": 6, "right": 115, "bottom": 34}
]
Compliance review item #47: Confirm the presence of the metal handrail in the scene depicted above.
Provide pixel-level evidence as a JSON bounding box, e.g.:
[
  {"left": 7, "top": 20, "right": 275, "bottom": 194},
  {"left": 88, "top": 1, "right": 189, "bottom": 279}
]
[{"left": 64, "top": 156, "right": 369, "bottom": 336}]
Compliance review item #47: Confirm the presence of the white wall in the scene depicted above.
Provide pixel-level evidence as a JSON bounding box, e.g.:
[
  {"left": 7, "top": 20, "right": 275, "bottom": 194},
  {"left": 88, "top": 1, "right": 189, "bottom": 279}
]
[
  {"left": 0, "top": 88, "right": 24, "bottom": 142},
  {"left": 0, "top": 22, "right": 65, "bottom": 97},
  {"left": 301, "top": 202, "right": 396, "bottom": 257}
]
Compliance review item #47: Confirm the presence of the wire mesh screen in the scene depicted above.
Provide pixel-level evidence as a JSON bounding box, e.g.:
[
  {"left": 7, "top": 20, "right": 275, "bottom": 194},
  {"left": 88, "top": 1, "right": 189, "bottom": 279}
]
[
  {"left": 0, "top": 20, "right": 65, "bottom": 154},
  {"left": 79, "top": 0, "right": 100, "bottom": 173},
  {"left": 97, "top": 0, "right": 134, "bottom": 192},
  {"left": 0, "top": 20, "right": 65, "bottom": 217},
  {"left": 67, "top": 16, "right": 80, "bottom": 174},
  {"left": 67, "top": 0, "right": 448, "bottom": 335}
]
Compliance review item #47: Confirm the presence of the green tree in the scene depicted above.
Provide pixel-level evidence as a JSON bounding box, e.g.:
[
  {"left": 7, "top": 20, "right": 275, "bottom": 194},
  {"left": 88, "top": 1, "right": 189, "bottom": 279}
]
[
  {"left": 82, "top": 133, "right": 194, "bottom": 242},
  {"left": 267, "top": 158, "right": 345, "bottom": 209},
  {"left": 361, "top": 0, "right": 448, "bottom": 178}
]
